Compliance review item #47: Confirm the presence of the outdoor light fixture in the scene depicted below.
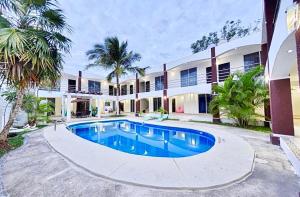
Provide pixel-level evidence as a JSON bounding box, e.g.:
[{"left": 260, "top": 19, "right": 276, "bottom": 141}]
[
  {"left": 288, "top": 49, "right": 293, "bottom": 53},
  {"left": 163, "top": 96, "right": 167, "bottom": 100},
  {"left": 286, "top": 3, "right": 300, "bottom": 33}
]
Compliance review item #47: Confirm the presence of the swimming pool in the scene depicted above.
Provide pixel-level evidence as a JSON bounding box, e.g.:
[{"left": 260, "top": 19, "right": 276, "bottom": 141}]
[{"left": 68, "top": 120, "right": 215, "bottom": 158}]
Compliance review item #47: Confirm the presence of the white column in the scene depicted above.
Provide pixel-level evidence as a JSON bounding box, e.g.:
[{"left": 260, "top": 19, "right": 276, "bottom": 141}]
[
  {"left": 149, "top": 98, "right": 153, "bottom": 113},
  {"left": 61, "top": 95, "right": 65, "bottom": 118},
  {"left": 66, "top": 94, "right": 71, "bottom": 121},
  {"left": 97, "top": 98, "right": 101, "bottom": 118}
]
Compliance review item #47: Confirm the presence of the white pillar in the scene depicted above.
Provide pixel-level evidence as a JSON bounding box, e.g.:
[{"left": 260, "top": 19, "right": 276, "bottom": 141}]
[
  {"left": 149, "top": 98, "right": 153, "bottom": 113},
  {"left": 62, "top": 95, "right": 66, "bottom": 118},
  {"left": 97, "top": 98, "right": 101, "bottom": 118},
  {"left": 66, "top": 94, "right": 71, "bottom": 121}
]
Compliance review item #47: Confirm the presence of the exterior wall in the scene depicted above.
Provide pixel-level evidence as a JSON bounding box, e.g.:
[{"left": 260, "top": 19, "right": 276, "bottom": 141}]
[
  {"left": 268, "top": 0, "right": 296, "bottom": 80},
  {"left": 0, "top": 33, "right": 268, "bottom": 124},
  {"left": 120, "top": 100, "right": 131, "bottom": 113},
  {"left": 140, "top": 99, "right": 149, "bottom": 113},
  {"left": 54, "top": 97, "right": 62, "bottom": 116},
  {"left": 168, "top": 94, "right": 199, "bottom": 114},
  {"left": 216, "top": 45, "right": 261, "bottom": 76}
]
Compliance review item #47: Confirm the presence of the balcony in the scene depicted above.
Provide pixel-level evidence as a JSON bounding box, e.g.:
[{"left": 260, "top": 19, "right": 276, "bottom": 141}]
[{"left": 67, "top": 85, "right": 102, "bottom": 95}]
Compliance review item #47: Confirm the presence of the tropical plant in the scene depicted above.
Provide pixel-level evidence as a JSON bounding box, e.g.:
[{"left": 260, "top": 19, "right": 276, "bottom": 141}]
[
  {"left": 191, "top": 19, "right": 258, "bottom": 53},
  {"left": 220, "top": 20, "right": 250, "bottom": 42},
  {"left": 1, "top": 90, "right": 54, "bottom": 125},
  {"left": 209, "top": 66, "right": 268, "bottom": 128},
  {"left": 157, "top": 107, "right": 168, "bottom": 116},
  {"left": 91, "top": 106, "right": 98, "bottom": 117},
  {"left": 32, "top": 98, "right": 54, "bottom": 124},
  {"left": 86, "top": 37, "right": 148, "bottom": 115},
  {"left": 0, "top": 0, "right": 71, "bottom": 146}
]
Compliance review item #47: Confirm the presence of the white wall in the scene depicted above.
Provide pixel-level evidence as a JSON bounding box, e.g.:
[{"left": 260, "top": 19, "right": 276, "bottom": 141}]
[
  {"left": 169, "top": 94, "right": 199, "bottom": 114},
  {"left": 216, "top": 45, "right": 261, "bottom": 77},
  {"left": 120, "top": 100, "right": 131, "bottom": 113}
]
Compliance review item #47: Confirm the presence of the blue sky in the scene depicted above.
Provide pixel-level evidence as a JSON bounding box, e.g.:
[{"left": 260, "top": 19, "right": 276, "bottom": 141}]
[{"left": 59, "top": 0, "right": 263, "bottom": 79}]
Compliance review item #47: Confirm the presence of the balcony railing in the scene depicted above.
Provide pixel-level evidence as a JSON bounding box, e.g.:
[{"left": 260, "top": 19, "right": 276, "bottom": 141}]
[
  {"left": 67, "top": 85, "right": 102, "bottom": 95},
  {"left": 168, "top": 65, "right": 246, "bottom": 88}
]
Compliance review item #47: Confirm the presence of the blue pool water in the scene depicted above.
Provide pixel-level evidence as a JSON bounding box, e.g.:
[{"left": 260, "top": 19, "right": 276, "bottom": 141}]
[{"left": 68, "top": 120, "right": 215, "bottom": 158}]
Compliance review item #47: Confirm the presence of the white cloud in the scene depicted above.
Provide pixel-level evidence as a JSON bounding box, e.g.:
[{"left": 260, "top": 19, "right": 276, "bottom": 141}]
[{"left": 59, "top": 0, "right": 262, "bottom": 79}]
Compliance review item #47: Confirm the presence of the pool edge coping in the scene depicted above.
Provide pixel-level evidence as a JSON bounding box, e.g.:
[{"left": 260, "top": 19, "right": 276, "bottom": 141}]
[{"left": 44, "top": 118, "right": 255, "bottom": 190}]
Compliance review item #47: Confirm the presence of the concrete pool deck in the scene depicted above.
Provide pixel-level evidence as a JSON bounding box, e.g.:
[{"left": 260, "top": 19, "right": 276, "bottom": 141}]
[
  {"left": 43, "top": 118, "right": 255, "bottom": 189},
  {"left": 1, "top": 120, "right": 300, "bottom": 196}
]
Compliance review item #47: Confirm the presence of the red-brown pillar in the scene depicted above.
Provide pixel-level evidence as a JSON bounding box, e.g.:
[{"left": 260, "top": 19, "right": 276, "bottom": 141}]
[
  {"left": 270, "top": 78, "right": 294, "bottom": 136},
  {"left": 135, "top": 73, "right": 140, "bottom": 115},
  {"left": 163, "top": 64, "right": 169, "bottom": 113},
  {"left": 78, "top": 71, "right": 82, "bottom": 91},
  {"left": 261, "top": 44, "right": 271, "bottom": 127},
  {"left": 211, "top": 47, "right": 220, "bottom": 123},
  {"left": 263, "top": 0, "right": 278, "bottom": 48}
]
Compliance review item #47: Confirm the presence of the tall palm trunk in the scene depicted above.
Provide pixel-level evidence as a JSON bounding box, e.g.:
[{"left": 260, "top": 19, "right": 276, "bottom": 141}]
[
  {"left": 116, "top": 76, "right": 120, "bottom": 115},
  {"left": 0, "top": 88, "right": 25, "bottom": 146}
]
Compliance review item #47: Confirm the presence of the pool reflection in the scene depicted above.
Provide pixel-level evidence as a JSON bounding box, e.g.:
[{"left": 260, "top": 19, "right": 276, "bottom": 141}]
[{"left": 69, "top": 120, "right": 215, "bottom": 158}]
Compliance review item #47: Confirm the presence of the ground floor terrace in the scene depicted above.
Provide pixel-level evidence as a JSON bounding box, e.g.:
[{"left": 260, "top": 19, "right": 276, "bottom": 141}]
[
  {"left": 0, "top": 118, "right": 299, "bottom": 197},
  {"left": 41, "top": 88, "right": 300, "bottom": 138}
]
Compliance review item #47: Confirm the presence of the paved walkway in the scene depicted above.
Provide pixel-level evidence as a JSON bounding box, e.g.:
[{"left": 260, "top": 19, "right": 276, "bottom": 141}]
[{"left": 1, "top": 124, "right": 300, "bottom": 197}]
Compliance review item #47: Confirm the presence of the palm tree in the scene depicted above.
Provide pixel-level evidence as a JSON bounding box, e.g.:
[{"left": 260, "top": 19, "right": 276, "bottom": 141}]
[
  {"left": 209, "top": 66, "right": 268, "bottom": 128},
  {"left": 86, "top": 37, "right": 148, "bottom": 115},
  {"left": 0, "top": 0, "right": 71, "bottom": 146}
]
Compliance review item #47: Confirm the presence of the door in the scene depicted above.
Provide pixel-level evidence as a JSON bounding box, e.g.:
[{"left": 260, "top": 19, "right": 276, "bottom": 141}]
[
  {"left": 119, "top": 102, "right": 124, "bottom": 112},
  {"left": 198, "top": 95, "right": 206, "bottom": 113},
  {"left": 172, "top": 98, "right": 176, "bottom": 113},
  {"left": 130, "top": 100, "right": 135, "bottom": 112}
]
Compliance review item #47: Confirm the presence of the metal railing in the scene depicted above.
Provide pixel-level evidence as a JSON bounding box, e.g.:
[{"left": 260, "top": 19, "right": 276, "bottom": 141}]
[
  {"left": 168, "top": 65, "right": 251, "bottom": 88},
  {"left": 63, "top": 65, "right": 260, "bottom": 96},
  {"left": 67, "top": 85, "right": 103, "bottom": 95}
]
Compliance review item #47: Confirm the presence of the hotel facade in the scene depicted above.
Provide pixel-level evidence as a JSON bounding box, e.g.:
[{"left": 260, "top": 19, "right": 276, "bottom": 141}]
[{"left": 0, "top": 0, "right": 299, "bottom": 139}]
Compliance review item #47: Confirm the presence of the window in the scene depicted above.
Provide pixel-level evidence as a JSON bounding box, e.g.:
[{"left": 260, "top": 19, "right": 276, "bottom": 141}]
[
  {"left": 140, "top": 81, "right": 150, "bottom": 92},
  {"left": 130, "top": 85, "right": 134, "bottom": 94},
  {"left": 206, "top": 67, "right": 212, "bottom": 84},
  {"left": 121, "top": 85, "right": 127, "bottom": 95},
  {"left": 244, "top": 52, "right": 260, "bottom": 72},
  {"left": 180, "top": 67, "right": 197, "bottom": 87},
  {"left": 88, "top": 80, "right": 101, "bottom": 93},
  {"left": 153, "top": 97, "right": 162, "bottom": 111},
  {"left": 218, "top": 63, "right": 230, "bottom": 82},
  {"left": 155, "top": 76, "right": 164, "bottom": 91},
  {"left": 145, "top": 81, "right": 150, "bottom": 92},
  {"left": 109, "top": 85, "right": 114, "bottom": 96},
  {"left": 68, "top": 79, "right": 76, "bottom": 92}
]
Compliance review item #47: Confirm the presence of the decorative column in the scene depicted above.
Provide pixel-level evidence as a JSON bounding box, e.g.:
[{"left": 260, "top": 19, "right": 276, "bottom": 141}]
[
  {"left": 270, "top": 79, "right": 294, "bottom": 139},
  {"left": 78, "top": 71, "right": 82, "bottom": 91},
  {"left": 135, "top": 73, "right": 140, "bottom": 116},
  {"left": 163, "top": 63, "right": 169, "bottom": 113},
  {"left": 261, "top": 43, "right": 271, "bottom": 127},
  {"left": 211, "top": 47, "right": 220, "bottom": 123}
]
